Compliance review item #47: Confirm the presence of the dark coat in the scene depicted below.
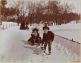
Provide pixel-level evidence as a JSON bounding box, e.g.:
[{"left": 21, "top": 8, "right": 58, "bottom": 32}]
[
  {"left": 43, "top": 31, "right": 54, "bottom": 43},
  {"left": 28, "top": 33, "right": 41, "bottom": 45}
]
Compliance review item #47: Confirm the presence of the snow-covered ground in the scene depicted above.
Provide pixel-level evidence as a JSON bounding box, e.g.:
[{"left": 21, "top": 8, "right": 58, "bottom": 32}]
[
  {"left": 31, "top": 22, "right": 81, "bottom": 43},
  {"left": 0, "top": 22, "right": 80, "bottom": 63},
  {"left": 0, "top": 22, "right": 18, "bottom": 30},
  {"left": 0, "top": 21, "right": 81, "bottom": 43},
  {"left": 50, "top": 23, "right": 81, "bottom": 43}
]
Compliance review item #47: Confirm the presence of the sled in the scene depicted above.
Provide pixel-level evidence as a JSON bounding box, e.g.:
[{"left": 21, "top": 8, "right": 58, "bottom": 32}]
[{"left": 22, "top": 40, "right": 44, "bottom": 55}]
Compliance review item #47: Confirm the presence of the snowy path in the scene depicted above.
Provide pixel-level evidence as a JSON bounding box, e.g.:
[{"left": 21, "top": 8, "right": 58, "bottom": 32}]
[{"left": 0, "top": 28, "right": 80, "bottom": 63}]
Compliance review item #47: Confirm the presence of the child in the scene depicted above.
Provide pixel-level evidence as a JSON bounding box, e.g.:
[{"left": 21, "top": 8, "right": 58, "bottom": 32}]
[
  {"left": 28, "top": 28, "right": 41, "bottom": 46},
  {"left": 42, "top": 26, "right": 54, "bottom": 55}
]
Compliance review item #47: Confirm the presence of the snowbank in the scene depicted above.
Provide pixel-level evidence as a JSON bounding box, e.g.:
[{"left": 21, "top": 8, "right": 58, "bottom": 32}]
[
  {"left": 0, "top": 22, "right": 18, "bottom": 30},
  {"left": 49, "top": 23, "right": 81, "bottom": 43}
]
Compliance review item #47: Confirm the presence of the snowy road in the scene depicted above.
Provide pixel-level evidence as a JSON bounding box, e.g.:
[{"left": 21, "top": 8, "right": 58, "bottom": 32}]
[{"left": 0, "top": 28, "right": 80, "bottom": 63}]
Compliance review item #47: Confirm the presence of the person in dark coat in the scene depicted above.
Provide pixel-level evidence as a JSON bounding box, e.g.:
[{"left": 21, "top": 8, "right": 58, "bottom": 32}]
[
  {"left": 42, "top": 26, "right": 54, "bottom": 55},
  {"left": 20, "top": 22, "right": 26, "bottom": 30},
  {"left": 28, "top": 28, "right": 41, "bottom": 46}
]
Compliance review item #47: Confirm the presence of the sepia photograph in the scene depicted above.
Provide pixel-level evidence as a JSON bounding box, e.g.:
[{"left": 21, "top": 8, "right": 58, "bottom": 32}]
[{"left": 0, "top": 0, "right": 81, "bottom": 63}]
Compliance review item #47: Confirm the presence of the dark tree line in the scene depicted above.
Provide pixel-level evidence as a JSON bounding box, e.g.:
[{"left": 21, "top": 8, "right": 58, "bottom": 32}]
[
  {"left": 1, "top": 7, "right": 18, "bottom": 16},
  {"left": 27, "top": 1, "right": 80, "bottom": 25},
  {"left": 1, "top": 0, "right": 80, "bottom": 25}
]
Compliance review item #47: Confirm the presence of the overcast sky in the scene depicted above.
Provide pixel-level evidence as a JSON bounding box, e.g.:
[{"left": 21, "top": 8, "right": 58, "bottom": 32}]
[{"left": 6, "top": 0, "right": 81, "bottom": 14}]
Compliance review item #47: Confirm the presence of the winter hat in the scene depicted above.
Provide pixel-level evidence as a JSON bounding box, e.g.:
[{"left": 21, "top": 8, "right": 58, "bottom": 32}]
[
  {"left": 33, "top": 28, "right": 39, "bottom": 32},
  {"left": 43, "top": 26, "right": 49, "bottom": 30}
]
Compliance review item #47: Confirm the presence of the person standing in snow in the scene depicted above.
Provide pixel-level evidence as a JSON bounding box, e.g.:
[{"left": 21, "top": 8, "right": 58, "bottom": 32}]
[{"left": 42, "top": 26, "right": 54, "bottom": 55}]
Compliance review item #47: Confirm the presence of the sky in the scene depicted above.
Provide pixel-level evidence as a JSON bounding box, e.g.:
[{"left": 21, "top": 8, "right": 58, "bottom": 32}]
[
  {"left": 6, "top": 0, "right": 81, "bottom": 14},
  {"left": 58, "top": 0, "right": 81, "bottom": 14}
]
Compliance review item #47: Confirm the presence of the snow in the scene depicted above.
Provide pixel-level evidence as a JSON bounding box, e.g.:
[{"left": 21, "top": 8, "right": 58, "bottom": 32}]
[
  {"left": 0, "top": 22, "right": 18, "bottom": 30},
  {"left": 0, "top": 22, "right": 80, "bottom": 63},
  {"left": 0, "top": 21, "right": 81, "bottom": 43},
  {"left": 49, "top": 22, "right": 81, "bottom": 43}
]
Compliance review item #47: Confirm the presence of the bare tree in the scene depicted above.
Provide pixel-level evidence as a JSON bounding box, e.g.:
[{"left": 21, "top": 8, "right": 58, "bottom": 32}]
[
  {"left": 11, "top": 0, "right": 29, "bottom": 29},
  {"left": 8, "top": 0, "right": 80, "bottom": 25}
]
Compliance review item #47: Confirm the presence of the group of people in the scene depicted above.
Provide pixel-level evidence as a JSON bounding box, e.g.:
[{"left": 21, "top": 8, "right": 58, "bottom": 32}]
[{"left": 28, "top": 25, "right": 54, "bottom": 55}]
